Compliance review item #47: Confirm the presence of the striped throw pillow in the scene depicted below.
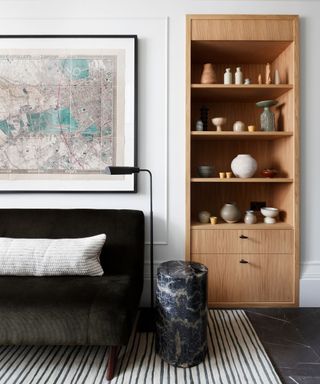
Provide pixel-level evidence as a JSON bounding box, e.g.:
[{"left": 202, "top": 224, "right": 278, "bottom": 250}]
[{"left": 0, "top": 234, "right": 106, "bottom": 276}]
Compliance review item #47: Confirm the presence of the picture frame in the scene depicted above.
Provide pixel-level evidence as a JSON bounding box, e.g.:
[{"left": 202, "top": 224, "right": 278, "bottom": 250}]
[{"left": 0, "top": 35, "right": 137, "bottom": 192}]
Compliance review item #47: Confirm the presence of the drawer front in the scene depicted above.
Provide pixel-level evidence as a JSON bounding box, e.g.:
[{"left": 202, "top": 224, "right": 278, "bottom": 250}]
[
  {"left": 192, "top": 253, "right": 294, "bottom": 303},
  {"left": 191, "top": 229, "right": 293, "bottom": 254}
]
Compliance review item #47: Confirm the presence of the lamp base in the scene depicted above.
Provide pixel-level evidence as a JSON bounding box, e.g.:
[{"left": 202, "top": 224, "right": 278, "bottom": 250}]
[{"left": 137, "top": 307, "right": 156, "bottom": 332}]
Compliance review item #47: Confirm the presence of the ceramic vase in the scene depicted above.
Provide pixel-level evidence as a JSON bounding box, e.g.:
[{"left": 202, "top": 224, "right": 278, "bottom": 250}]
[
  {"left": 198, "top": 211, "right": 211, "bottom": 223},
  {"left": 235, "top": 67, "right": 243, "bottom": 85},
  {"left": 233, "top": 121, "right": 246, "bottom": 132},
  {"left": 244, "top": 210, "right": 257, "bottom": 224},
  {"left": 224, "top": 68, "right": 232, "bottom": 84},
  {"left": 256, "top": 100, "right": 278, "bottom": 131},
  {"left": 220, "top": 203, "right": 241, "bottom": 224},
  {"left": 200, "top": 63, "right": 216, "bottom": 84},
  {"left": 231, "top": 154, "right": 257, "bottom": 178}
]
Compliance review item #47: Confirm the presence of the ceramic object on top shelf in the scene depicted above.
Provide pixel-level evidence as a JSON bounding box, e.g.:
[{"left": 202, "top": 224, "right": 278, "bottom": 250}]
[
  {"left": 197, "top": 165, "right": 214, "bottom": 178},
  {"left": 233, "top": 121, "right": 246, "bottom": 132},
  {"left": 260, "top": 207, "right": 279, "bottom": 224},
  {"left": 200, "top": 63, "right": 217, "bottom": 84},
  {"left": 212, "top": 117, "right": 226, "bottom": 132},
  {"left": 220, "top": 202, "right": 241, "bottom": 224},
  {"left": 244, "top": 210, "right": 257, "bottom": 224},
  {"left": 274, "top": 69, "right": 281, "bottom": 85},
  {"left": 231, "top": 154, "right": 257, "bottom": 178},
  {"left": 195, "top": 120, "right": 204, "bottom": 131},
  {"left": 266, "top": 62, "right": 271, "bottom": 84},
  {"left": 235, "top": 67, "right": 243, "bottom": 85},
  {"left": 256, "top": 100, "right": 278, "bottom": 131},
  {"left": 224, "top": 68, "right": 232, "bottom": 84}
]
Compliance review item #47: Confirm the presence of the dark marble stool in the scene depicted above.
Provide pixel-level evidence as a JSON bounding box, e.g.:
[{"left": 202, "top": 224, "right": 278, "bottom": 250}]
[{"left": 155, "top": 260, "right": 208, "bottom": 367}]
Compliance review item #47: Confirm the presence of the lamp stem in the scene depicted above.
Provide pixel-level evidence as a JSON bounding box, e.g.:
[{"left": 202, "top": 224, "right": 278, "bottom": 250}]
[{"left": 140, "top": 169, "right": 153, "bottom": 309}]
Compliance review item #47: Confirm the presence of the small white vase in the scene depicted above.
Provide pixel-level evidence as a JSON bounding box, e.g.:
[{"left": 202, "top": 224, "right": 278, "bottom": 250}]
[
  {"left": 231, "top": 154, "right": 257, "bottom": 178},
  {"left": 224, "top": 68, "right": 232, "bottom": 84},
  {"left": 235, "top": 67, "right": 243, "bottom": 85},
  {"left": 233, "top": 121, "right": 245, "bottom": 132},
  {"left": 244, "top": 210, "right": 257, "bottom": 224}
]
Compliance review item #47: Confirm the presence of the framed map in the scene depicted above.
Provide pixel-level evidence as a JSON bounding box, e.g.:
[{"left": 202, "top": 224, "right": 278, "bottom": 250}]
[{"left": 0, "top": 35, "right": 137, "bottom": 191}]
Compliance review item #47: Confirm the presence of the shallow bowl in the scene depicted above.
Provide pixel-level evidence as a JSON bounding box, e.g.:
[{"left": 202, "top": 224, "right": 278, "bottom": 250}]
[
  {"left": 261, "top": 169, "right": 278, "bottom": 178},
  {"left": 260, "top": 207, "right": 279, "bottom": 218},
  {"left": 212, "top": 117, "right": 226, "bottom": 126}
]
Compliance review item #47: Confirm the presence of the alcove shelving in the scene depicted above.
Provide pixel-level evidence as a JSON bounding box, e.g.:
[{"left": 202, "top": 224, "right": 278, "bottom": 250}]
[{"left": 186, "top": 15, "right": 300, "bottom": 307}]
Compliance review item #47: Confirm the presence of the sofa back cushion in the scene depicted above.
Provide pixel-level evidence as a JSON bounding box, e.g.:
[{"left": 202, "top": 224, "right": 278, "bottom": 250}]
[
  {"left": 0, "top": 234, "right": 105, "bottom": 276},
  {"left": 0, "top": 209, "right": 144, "bottom": 277}
]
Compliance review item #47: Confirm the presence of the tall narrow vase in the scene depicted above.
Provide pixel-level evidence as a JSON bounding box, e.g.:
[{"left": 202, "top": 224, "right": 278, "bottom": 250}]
[{"left": 256, "top": 100, "right": 278, "bottom": 131}]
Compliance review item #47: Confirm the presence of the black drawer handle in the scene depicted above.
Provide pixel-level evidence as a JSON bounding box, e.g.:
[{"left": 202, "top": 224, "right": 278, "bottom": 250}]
[
  {"left": 239, "top": 259, "right": 249, "bottom": 264},
  {"left": 239, "top": 235, "right": 248, "bottom": 239}
]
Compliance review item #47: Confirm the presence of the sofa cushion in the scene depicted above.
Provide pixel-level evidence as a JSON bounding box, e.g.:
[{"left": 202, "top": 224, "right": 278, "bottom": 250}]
[
  {"left": 0, "top": 234, "right": 105, "bottom": 276},
  {"left": 0, "top": 275, "right": 140, "bottom": 345}
]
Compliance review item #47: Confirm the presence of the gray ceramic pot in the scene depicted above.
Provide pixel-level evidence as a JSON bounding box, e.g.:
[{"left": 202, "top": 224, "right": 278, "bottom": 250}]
[{"left": 220, "top": 203, "right": 241, "bottom": 223}]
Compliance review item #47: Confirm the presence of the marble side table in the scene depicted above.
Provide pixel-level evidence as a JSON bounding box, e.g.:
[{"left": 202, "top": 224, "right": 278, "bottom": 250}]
[{"left": 155, "top": 260, "right": 208, "bottom": 367}]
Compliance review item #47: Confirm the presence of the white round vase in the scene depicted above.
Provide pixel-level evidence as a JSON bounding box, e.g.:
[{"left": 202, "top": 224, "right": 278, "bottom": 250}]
[{"left": 231, "top": 154, "right": 257, "bottom": 178}]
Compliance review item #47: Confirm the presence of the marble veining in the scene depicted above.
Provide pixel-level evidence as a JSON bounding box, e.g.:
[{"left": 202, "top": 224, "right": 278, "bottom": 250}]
[{"left": 156, "top": 261, "right": 208, "bottom": 368}]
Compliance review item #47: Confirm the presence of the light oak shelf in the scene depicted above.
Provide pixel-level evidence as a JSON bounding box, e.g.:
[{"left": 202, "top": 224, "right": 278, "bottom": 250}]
[
  {"left": 191, "top": 222, "right": 293, "bottom": 230},
  {"left": 191, "top": 131, "right": 293, "bottom": 141},
  {"left": 191, "top": 84, "right": 293, "bottom": 102},
  {"left": 191, "top": 177, "right": 293, "bottom": 183}
]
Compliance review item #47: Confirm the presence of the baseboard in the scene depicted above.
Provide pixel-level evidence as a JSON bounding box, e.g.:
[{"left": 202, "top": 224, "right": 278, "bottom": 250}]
[{"left": 300, "top": 262, "right": 320, "bottom": 307}]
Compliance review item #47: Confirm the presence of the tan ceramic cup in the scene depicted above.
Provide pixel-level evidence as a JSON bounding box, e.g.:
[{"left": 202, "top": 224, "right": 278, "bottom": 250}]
[
  {"left": 219, "top": 172, "right": 226, "bottom": 179},
  {"left": 226, "top": 172, "right": 232, "bottom": 178},
  {"left": 210, "top": 216, "right": 218, "bottom": 225},
  {"left": 248, "top": 125, "right": 256, "bottom": 132}
]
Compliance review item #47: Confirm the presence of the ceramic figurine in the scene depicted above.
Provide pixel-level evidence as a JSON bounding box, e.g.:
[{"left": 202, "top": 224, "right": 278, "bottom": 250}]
[
  {"left": 220, "top": 203, "right": 241, "bottom": 224},
  {"left": 224, "top": 68, "right": 232, "bottom": 84},
  {"left": 274, "top": 69, "right": 281, "bottom": 85},
  {"left": 235, "top": 67, "right": 243, "bottom": 85},
  {"left": 200, "top": 63, "right": 217, "bottom": 84},
  {"left": 233, "top": 121, "right": 246, "bottom": 132},
  {"left": 256, "top": 99, "right": 278, "bottom": 131},
  {"left": 244, "top": 78, "right": 251, "bottom": 85},
  {"left": 231, "top": 154, "right": 257, "bottom": 178},
  {"left": 265, "top": 63, "right": 271, "bottom": 84},
  {"left": 258, "top": 74, "right": 262, "bottom": 84}
]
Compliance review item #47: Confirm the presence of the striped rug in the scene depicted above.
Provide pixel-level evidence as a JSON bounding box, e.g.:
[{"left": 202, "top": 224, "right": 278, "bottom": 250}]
[{"left": 0, "top": 310, "right": 281, "bottom": 384}]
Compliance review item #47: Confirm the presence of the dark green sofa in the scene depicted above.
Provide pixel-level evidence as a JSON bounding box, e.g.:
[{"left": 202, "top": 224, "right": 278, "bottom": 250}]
[{"left": 0, "top": 209, "right": 144, "bottom": 380}]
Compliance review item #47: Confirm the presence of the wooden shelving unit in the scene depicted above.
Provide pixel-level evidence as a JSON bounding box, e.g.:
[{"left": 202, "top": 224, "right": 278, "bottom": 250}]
[{"left": 186, "top": 15, "right": 300, "bottom": 307}]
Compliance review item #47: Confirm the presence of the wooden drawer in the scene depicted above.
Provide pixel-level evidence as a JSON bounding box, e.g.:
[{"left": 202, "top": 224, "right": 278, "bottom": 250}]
[
  {"left": 192, "top": 253, "right": 294, "bottom": 303},
  {"left": 191, "top": 229, "right": 293, "bottom": 254}
]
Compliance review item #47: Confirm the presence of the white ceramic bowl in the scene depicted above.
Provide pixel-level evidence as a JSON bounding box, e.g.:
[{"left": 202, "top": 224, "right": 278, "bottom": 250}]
[
  {"left": 211, "top": 117, "right": 226, "bottom": 131},
  {"left": 260, "top": 207, "right": 279, "bottom": 224}
]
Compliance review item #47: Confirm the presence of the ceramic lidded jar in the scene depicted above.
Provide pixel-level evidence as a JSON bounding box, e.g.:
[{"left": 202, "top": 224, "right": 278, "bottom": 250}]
[
  {"left": 200, "top": 63, "right": 217, "bottom": 84},
  {"left": 244, "top": 210, "right": 257, "bottom": 224},
  {"left": 220, "top": 203, "right": 241, "bottom": 224},
  {"left": 231, "top": 154, "right": 257, "bottom": 178}
]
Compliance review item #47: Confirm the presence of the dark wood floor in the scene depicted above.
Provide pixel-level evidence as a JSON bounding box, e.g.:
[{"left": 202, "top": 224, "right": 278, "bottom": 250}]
[
  {"left": 139, "top": 308, "right": 320, "bottom": 384},
  {"left": 246, "top": 308, "right": 320, "bottom": 384}
]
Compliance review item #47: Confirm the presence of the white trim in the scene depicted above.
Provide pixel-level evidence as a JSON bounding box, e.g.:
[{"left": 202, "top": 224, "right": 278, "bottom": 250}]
[{"left": 300, "top": 261, "right": 320, "bottom": 279}]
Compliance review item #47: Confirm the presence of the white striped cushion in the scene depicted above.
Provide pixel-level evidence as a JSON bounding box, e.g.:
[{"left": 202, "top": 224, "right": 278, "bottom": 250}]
[{"left": 0, "top": 234, "right": 106, "bottom": 276}]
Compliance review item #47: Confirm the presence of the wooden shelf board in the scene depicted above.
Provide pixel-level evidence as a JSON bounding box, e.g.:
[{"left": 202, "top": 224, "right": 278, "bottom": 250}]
[
  {"left": 191, "top": 177, "right": 293, "bottom": 183},
  {"left": 191, "top": 40, "right": 292, "bottom": 64},
  {"left": 191, "top": 84, "right": 293, "bottom": 102},
  {"left": 191, "top": 131, "right": 293, "bottom": 140},
  {"left": 191, "top": 222, "right": 293, "bottom": 230}
]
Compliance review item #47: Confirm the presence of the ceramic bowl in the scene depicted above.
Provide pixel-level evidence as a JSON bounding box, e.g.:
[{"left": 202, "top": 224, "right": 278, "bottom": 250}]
[
  {"left": 211, "top": 117, "right": 226, "bottom": 131},
  {"left": 261, "top": 169, "right": 278, "bottom": 178},
  {"left": 260, "top": 207, "right": 279, "bottom": 224},
  {"left": 197, "top": 165, "right": 214, "bottom": 178}
]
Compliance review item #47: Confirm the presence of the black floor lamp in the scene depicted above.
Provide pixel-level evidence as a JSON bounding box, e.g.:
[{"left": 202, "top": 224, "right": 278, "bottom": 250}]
[{"left": 105, "top": 166, "right": 154, "bottom": 309}]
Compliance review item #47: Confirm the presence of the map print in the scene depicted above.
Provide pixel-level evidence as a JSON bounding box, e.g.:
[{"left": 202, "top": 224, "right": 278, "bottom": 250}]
[{"left": 0, "top": 54, "right": 119, "bottom": 176}]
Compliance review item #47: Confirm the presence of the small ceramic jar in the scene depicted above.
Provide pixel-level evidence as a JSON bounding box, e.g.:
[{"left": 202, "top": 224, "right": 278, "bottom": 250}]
[
  {"left": 198, "top": 211, "right": 211, "bottom": 223},
  {"left": 244, "top": 210, "right": 257, "bottom": 224}
]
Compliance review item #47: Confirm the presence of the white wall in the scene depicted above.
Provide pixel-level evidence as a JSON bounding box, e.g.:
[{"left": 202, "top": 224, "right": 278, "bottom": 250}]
[{"left": 0, "top": 0, "right": 319, "bottom": 306}]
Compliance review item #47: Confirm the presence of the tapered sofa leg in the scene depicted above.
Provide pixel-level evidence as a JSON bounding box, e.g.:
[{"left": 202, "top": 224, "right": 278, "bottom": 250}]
[{"left": 106, "top": 346, "right": 118, "bottom": 381}]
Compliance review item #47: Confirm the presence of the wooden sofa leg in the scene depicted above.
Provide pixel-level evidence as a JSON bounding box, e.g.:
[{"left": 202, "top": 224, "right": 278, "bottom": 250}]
[{"left": 106, "top": 346, "right": 118, "bottom": 381}]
